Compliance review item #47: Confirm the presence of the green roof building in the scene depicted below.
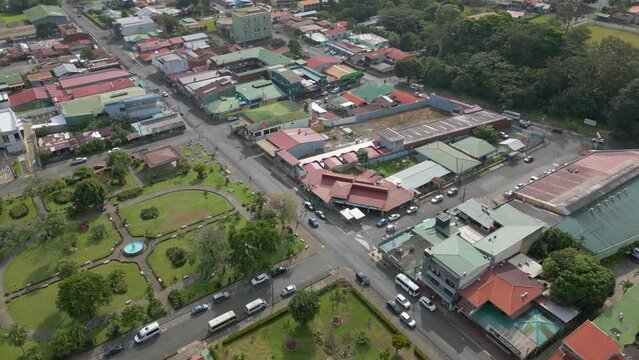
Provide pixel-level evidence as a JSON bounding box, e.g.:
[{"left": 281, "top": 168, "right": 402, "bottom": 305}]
[
  {"left": 203, "top": 96, "right": 241, "bottom": 120},
  {"left": 60, "top": 87, "right": 147, "bottom": 126},
  {"left": 415, "top": 141, "right": 481, "bottom": 174},
  {"left": 451, "top": 136, "right": 497, "bottom": 161},
  {"left": 235, "top": 79, "right": 286, "bottom": 104},
  {"left": 24, "top": 4, "right": 68, "bottom": 25},
  {"left": 0, "top": 71, "right": 24, "bottom": 90},
  {"left": 210, "top": 47, "right": 293, "bottom": 77},
  {"left": 351, "top": 82, "right": 394, "bottom": 102},
  {"left": 239, "top": 100, "right": 311, "bottom": 139}
]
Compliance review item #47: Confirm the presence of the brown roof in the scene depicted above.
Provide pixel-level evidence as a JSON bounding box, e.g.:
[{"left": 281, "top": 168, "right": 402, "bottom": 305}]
[
  {"left": 555, "top": 321, "right": 622, "bottom": 360},
  {"left": 141, "top": 145, "right": 183, "bottom": 168}
]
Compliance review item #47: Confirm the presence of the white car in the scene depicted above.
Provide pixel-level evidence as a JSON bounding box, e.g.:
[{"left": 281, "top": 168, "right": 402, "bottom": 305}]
[
  {"left": 279, "top": 284, "right": 296, "bottom": 297},
  {"left": 251, "top": 273, "right": 269, "bottom": 286},
  {"left": 514, "top": 183, "right": 525, "bottom": 190},
  {"left": 162, "top": 91, "right": 169, "bottom": 97},
  {"left": 447, "top": 187, "right": 459, "bottom": 196},
  {"left": 431, "top": 195, "right": 444, "bottom": 204},
  {"left": 395, "top": 294, "right": 410, "bottom": 309},
  {"left": 406, "top": 205, "right": 418, "bottom": 215},
  {"left": 108, "top": 147, "right": 120, "bottom": 154},
  {"left": 388, "top": 213, "right": 401, "bottom": 222},
  {"left": 419, "top": 296, "right": 436, "bottom": 312},
  {"left": 499, "top": 131, "right": 509, "bottom": 139},
  {"left": 70, "top": 157, "right": 88, "bottom": 165},
  {"left": 400, "top": 312, "right": 416, "bottom": 328}
]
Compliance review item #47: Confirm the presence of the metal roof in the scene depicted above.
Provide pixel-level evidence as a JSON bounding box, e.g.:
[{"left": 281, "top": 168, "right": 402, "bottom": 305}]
[
  {"left": 386, "top": 160, "right": 450, "bottom": 191},
  {"left": 452, "top": 136, "right": 496, "bottom": 159},
  {"left": 416, "top": 141, "right": 481, "bottom": 174}
]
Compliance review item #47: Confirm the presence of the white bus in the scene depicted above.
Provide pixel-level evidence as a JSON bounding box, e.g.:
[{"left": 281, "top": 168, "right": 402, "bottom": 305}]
[
  {"left": 395, "top": 274, "right": 420, "bottom": 297},
  {"left": 208, "top": 311, "right": 238, "bottom": 333}
]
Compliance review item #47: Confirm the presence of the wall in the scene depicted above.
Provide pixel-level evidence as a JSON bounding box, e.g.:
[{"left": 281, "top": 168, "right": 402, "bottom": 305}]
[
  {"left": 288, "top": 140, "right": 324, "bottom": 158},
  {"left": 320, "top": 99, "right": 430, "bottom": 127}
]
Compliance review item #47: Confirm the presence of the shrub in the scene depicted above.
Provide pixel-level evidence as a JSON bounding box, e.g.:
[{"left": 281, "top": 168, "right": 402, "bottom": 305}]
[
  {"left": 9, "top": 203, "right": 29, "bottom": 219},
  {"left": 54, "top": 189, "right": 73, "bottom": 205},
  {"left": 107, "top": 269, "right": 128, "bottom": 294},
  {"left": 168, "top": 289, "right": 187, "bottom": 309},
  {"left": 166, "top": 247, "right": 187, "bottom": 267},
  {"left": 140, "top": 206, "right": 159, "bottom": 220},
  {"left": 116, "top": 187, "right": 143, "bottom": 201},
  {"left": 147, "top": 297, "right": 167, "bottom": 319},
  {"left": 89, "top": 224, "right": 107, "bottom": 242}
]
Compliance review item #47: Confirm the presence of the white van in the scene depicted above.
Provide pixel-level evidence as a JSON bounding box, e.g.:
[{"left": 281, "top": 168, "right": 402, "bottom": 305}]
[
  {"left": 245, "top": 298, "right": 266, "bottom": 315},
  {"left": 134, "top": 322, "right": 160, "bottom": 344},
  {"left": 395, "top": 273, "right": 420, "bottom": 297}
]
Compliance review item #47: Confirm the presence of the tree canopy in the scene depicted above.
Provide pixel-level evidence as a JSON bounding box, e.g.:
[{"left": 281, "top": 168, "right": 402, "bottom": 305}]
[
  {"left": 56, "top": 272, "right": 113, "bottom": 322},
  {"left": 528, "top": 228, "right": 580, "bottom": 259},
  {"left": 228, "top": 219, "right": 280, "bottom": 274},
  {"left": 188, "top": 226, "right": 228, "bottom": 279},
  {"left": 106, "top": 151, "right": 132, "bottom": 185},
  {"left": 268, "top": 193, "right": 297, "bottom": 230},
  {"left": 470, "top": 125, "right": 500, "bottom": 146},
  {"left": 72, "top": 178, "right": 108, "bottom": 210},
  {"left": 289, "top": 290, "right": 320, "bottom": 325}
]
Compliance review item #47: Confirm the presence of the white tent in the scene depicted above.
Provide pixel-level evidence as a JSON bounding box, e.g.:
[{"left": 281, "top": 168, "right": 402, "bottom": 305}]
[
  {"left": 500, "top": 138, "right": 526, "bottom": 152},
  {"left": 340, "top": 208, "right": 366, "bottom": 220}
]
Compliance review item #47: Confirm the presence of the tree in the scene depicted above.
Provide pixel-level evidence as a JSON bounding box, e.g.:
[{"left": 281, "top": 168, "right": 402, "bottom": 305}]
[
  {"left": 161, "top": 13, "right": 179, "bottom": 34},
  {"left": 271, "top": 38, "right": 286, "bottom": 48},
  {"left": 528, "top": 228, "right": 580, "bottom": 259},
  {"left": 189, "top": 226, "right": 227, "bottom": 279},
  {"left": 228, "top": 219, "right": 280, "bottom": 274},
  {"left": 470, "top": 124, "right": 500, "bottom": 146},
  {"left": 378, "top": 348, "right": 392, "bottom": 360},
  {"left": 395, "top": 57, "right": 424, "bottom": 83},
  {"left": 24, "top": 177, "right": 66, "bottom": 198},
  {"left": 107, "top": 268, "right": 128, "bottom": 294},
  {"left": 80, "top": 47, "right": 96, "bottom": 61},
  {"left": 47, "top": 324, "right": 88, "bottom": 359},
  {"left": 2, "top": 323, "right": 28, "bottom": 355},
  {"left": 18, "top": 346, "right": 45, "bottom": 360},
  {"left": 106, "top": 151, "right": 132, "bottom": 185},
  {"left": 72, "top": 166, "right": 94, "bottom": 180},
  {"left": 248, "top": 191, "right": 267, "bottom": 215},
  {"left": 56, "top": 272, "right": 113, "bottom": 322},
  {"left": 268, "top": 193, "right": 297, "bottom": 230},
  {"left": 542, "top": 248, "right": 615, "bottom": 308},
  {"left": 435, "top": 4, "right": 461, "bottom": 25},
  {"left": 89, "top": 224, "right": 107, "bottom": 242},
  {"left": 356, "top": 148, "right": 369, "bottom": 163},
  {"left": 193, "top": 163, "right": 207, "bottom": 178},
  {"left": 288, "top": 39, "right": 302, "bottom": 57},
  {"left": 556, "top": 0, "right": 583, "bottom": 31},
  {"left": 620, "top": 280, "right": 634, "bottom": 294},
  {"left": 608, "top": 78, "right": 639, "bottom": 141},
  {"left": 356, "top": 330, "right": 370, "bottom": 345},
  {"left": 42, "top": 211, "right": 67, "bottom": 239},
  {"left": 36, "top": 22, "right": 58, "bottom": 39},
  {"left": 72, "top": 178, "right": 108, "bottom": 210},
  {"left": 289, "top": 290, "right": 320, "bottom": 325},
  {"left": 399, "top": 32, "right": 418, "bottom": 51},
  {"left": 391, "top": 334, "right": 411, "bottom": 353},
  {"left": 379, "top": 7, "right": 422, "bottom": 34},
  {"left": 49, "top": 258, "right": 77, "bottom": 279},
  {"left": 118, "top": 305, "right": 146, "bottom": 329}
]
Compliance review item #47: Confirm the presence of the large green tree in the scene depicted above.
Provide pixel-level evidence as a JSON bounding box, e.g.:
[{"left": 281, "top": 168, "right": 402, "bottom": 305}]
[
  {"left": 49, "top": 258, "right": 77, "bottom": 279},
  {"left": 188, "top": 226, "right": 228, "bottom": 279},
  {"left": 470, "top": 125, "right": 500, "bottom": 146},
  {"left": 106, "top": 151, "right": 132, "bottom": 185},
  {"left": 268, "top": 193, "right": 297, "bottom": 230},
  {"left": 72, "top": 178, "right": 108, "bottom": 210},
  {"left": 608, "top": 78, "right": 639, "bottom": 141},
  {"left": 41, "top": 211, "right": 67, "bottom": 239},
  {"left": 391, "top": 334, "right": 411, "bottom": 353},
  {"left": 528, "top": 228, "right": 580, "bottom": 259},
  {"left": 394, "top": 57, "right": 424, "bottom": 84},
  {"left": 228, "top": 219, "right": 280, "bottom": 274},
  {"left": 56, "top": 272, "right": 113, "bottom": 322},
  {"left": 542, "top": 248, "right": 615, "bottom": 308},
  {"left": 1, "top": 323, "right": 28, "bottom": 355},
  {"left": 289, "top": 290, "right": 320, "bottom": 325},
  {"left": 119, "top": 305, "right": 146, "bottom": 330}
]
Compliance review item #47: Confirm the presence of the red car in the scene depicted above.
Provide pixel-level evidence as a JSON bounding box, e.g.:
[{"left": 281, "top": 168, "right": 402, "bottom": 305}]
[{"left": 91, "top": 163, "right": 105, "bottom": 170}]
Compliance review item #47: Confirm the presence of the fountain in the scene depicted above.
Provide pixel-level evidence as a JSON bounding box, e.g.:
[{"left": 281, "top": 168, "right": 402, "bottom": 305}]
[{"left": 122, "top": 240, "right": 145, "bottom": 257}]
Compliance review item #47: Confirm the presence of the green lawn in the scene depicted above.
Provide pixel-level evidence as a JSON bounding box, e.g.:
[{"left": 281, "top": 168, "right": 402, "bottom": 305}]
[
  {"left": 0, "top": 12, "right": 26, "bottom": 25},
  {"left": 529, "top": 14, "right": 556, "bottom": 24},
  {"left": 119, "top": 190, "right": 233, "bottom": 236},
  {"left": 219, "top": 286, "right": 417, "bottom": 359},
  {"left": 584, "top": 24, "right": 639, "bottom": 49},
  {"left": 0, "top": 196, "right": 38, "bottom": 227},
  {"left": 7, "top": 262, "right": 147, "bottom": 330},
  {"left": 0, "top": 340, "right": 38, "bottom": 360},
  {"left": 368, "top": 155, "right": 419, "bottom": 177},
  {"left": 4, "top": 214, "right": 121, "bottom": 292}
]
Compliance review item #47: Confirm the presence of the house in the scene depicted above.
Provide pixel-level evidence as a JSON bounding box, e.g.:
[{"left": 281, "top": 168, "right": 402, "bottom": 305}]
[
  {"left": 179, "top": 17, "right": 206, "bottom": 32},
  {"left": 327, "top": 40, "right": 367, "bottom": 57},
  {"left": 297, "top": 0, "right": 321, "bottom": 12},
  {"left": 306, "top": 56, "right": 341, "bottom": 72},
  {"left": 231, "top": 7, "right": 272, "bottom": 43},
  {"left": 0, "top": 71, "right": 25, "bottom": 91},
  {"left": 269, "top": 64, "right": 327, "bottom": 99},
  {"left": 451, "top": 136, "right": 497, "bottom": 161},
  {"left": 0, "top": 108, "right": 23, "bottom": 153},
  {"left": 8, "top": 87, "right": 51, "bottom": 112},
  {"left": 58, "top": 69, "right": 132, "bottom": 90},
  {"left": 37, "top": 131, "right": 79, "bottom": 155},
  {"left": 324, "top": 28, "right": 351, "bottom": 41},
  {"left": 256, "top": 127, "right": 326, "bottom": 176},
  {"left": 348, "top": 33, "right": 388, "bottom": 51},
  {"left": 24, "top": 5, "right": 68, "bottom": 26},
  {"left": 138, "top": 145, "right": 183, "bottom": 173},
  {"left": 152, "top": 51, "right": 189, "bottom": 75},
  {"left": 550, "top": 321, "right": 623, "bottom": 360},
  {"left": 26, "top": 71, "right": 54, "bottom": 86},
  {"left": 52, "top": 63, "right": 82, "bottom": 78},
  {"left": 114, "top": 16, "right": 156, "bottom": 37},
  {"left": 129, "top": 113, "right": 186, "bottom": 141}
]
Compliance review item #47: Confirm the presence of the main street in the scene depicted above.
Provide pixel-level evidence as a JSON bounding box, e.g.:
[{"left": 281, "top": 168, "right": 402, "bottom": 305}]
[{"left": 60, "top": 2, "right": 512, "bottom": 359}]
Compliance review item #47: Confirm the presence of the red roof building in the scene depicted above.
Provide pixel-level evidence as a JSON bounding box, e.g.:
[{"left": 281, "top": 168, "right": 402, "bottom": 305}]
[
  {"left": 363, "top": 47, "right": 410, "bottom": 64},
  {"left": 325, "top": 28, "right": 348, "bottom": 36},
  {"left": 458, "top": 263, "right": 544, "bottom": 318},
  {"left": 58, "top": 69, "right": 131, "bottom": 90},
  {"left": 8, "top": 87, "right": 51, "bottom": 109},
  {"left": 306, "top": 56, "right": 341, "bottom": 71},
  {"left": 334, "top": 21, "right": 348, "bottom": 28},
  {"left": 342, "top": 92, "right": 365, "bottom": 106},
  {"left": 389, "top": 89, "right": 421, "bottom": 104},
  {"left": 549, "top": 321, "right": 623, "bottom": 360},
  {"left": 26, "top": 71, "right": 54, "bottom": 84},
  {"left": 46, "top": 78, "right": 136, "bottom": 103},
  {"left": 258, "top": 128, "right": 326, "bottom": 167}
]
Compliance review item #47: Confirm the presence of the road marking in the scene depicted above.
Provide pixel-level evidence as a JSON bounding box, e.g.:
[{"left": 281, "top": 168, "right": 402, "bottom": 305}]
[{"left": 354, "top": 235, "right": 370, "bottom": 251}]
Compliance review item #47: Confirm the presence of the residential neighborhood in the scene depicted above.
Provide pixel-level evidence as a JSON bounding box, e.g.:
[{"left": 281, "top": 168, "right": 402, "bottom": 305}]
[{"left": 0, "top": 0, "right": 638, "bottom": 360}]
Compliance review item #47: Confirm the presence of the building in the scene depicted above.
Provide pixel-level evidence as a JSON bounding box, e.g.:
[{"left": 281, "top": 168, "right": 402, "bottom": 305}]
[
  {"left": 27, "top": 71, "right": 54, "bottom": 86},
  {"left": 114, "top": 16, "right": 156, "bottom": 37},
  {"left": 269, "top": 64, "right": 327, "bottom": 99},
  {"left": 327, "top": 40, "right": 367, "bottom": 57},
  {"left": 129, "top": 113, "right": 186, "bottom": 141},
  {"left": 306, "top": 56, "right": 341, "bottom": 72},
  {"left": 451, "top": 136, "right": 497, "bottom": 161},
  {"left": 348, "top": 33, "right": 388, "bottom": 51},
  {"left": 0, "top": 71, "right": 25, "bottom": 91},
  {"left": 550, "top": 321, "right": 624, "bottom": 360},
  {"left": 139, "top": 145, "right": 183, "bottom": 173},
  {"left": 324, "top": 28, "right": 351, "bottom": 42},
  {"left": 24, "top": 4, "right": 68, "bottom": 26},
  {"left": 415, "top": 141, "right": 481, "bottom": 175},
  {"left": 235, "top": 99, "right": 310, "bottom": 139},
  {"left": 231, "top": 7, "right": 272, "bottom": 44},
  {"left": 8, "top": 87, "right": 52, "bottom": 112},
  {"left": 152, "top": 52, "right": 189, "bottom": 75},
  {"left": 297, "top": 0, "right": 321, "bottom": 12},
  {"left": 209, "top": 47, "right": 293, "bottom": 80},
  {"left": 103, "top": 93, "right": 162, "bottom": 120},
  {"left": 52, "top": 63, "right": 81, "bottom": 78},
  {"left": 0, "top": 25, "right": 37, "bottom": 43},
  {"left": 58, "top": 86, "right": 148, "bottom": 126},
  {"left": 0, "top": 108, "right": 23, "bottom": 153},
  {"left": 257, "top": 127, "right": 326, "bottom": 176},
  {"left": 386, "top": 160, "right": 451, "bottom": 193}
]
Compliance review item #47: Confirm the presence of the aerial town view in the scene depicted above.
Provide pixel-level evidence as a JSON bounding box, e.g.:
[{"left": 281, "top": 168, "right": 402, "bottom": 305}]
[{"left": 0, "top": 0, "right": 638, "bottom": 359}]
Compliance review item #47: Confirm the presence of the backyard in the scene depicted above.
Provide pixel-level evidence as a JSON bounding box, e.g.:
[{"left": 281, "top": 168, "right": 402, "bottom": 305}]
[
  {"left": 216, "top": 284, "right": 419, "bottom": 359},
  {"left": 7, "top": 262, "right": 147, "bottom": 330},
  {"left": 4, "top": 214, "right": 121, "bottom": 292},
  {"left": 368, "top": 156, "right": 419, "bottom": 177},
  {"left": 584, "top": 24, "right": 639, "bottom": 49},
  {"left": 118, "top": 190, "right": 233, "bottom": 236}
]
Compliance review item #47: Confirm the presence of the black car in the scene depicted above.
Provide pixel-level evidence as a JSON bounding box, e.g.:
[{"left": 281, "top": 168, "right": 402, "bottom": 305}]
[
  {"left": 104, "top": 344, "right": 124, "bottom": 358},
  {"left": 272, "top": 266, "right": 288, "bottom": 277},
  {"left": 356, "top": 272, "right": 370, "bottom": 286},
  {"left": 386, "top": 300, "right": 402, "bottom": 315}
]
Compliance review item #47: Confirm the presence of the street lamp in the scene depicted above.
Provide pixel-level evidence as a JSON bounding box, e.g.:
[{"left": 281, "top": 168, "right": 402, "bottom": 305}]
[{"left": 265, "top": 276, "right": 275, "bottom": 312}]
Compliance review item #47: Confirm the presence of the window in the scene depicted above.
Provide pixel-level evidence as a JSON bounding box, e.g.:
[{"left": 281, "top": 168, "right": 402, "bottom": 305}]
[
  {"left": 14, "top": 133, "right": 20, "bottom": 140},
  {"left": 2, "top": 135, "right": 9, "bottom": 143},
  {"left": 445, "top": 279, "right": 455, "bottom": 288}
]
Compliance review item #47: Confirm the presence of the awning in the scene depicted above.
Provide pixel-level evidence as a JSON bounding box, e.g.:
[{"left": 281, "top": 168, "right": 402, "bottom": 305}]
[
  {"left": 340, "top": 208, "right": 353, "bottom": 220},
  {"left": 340, "top": 207, "right": 366, "bottom": 220}
]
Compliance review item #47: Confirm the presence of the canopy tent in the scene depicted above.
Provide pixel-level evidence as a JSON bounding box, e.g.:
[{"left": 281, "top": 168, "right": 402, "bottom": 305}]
[{"left": 340, "top": 207, "right": 366, "bottom": 220}]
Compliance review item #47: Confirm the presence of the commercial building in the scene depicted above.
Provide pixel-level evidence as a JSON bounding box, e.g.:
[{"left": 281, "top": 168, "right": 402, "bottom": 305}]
[
  {"left": 58, "top": 86, "right": 148, "bottom": 126},
  {"left": 257, "top": 127, "right": 326, "bottom": 176},
  {"left": 58, "top": 69, "right": 132, "bottom": 90},
  {"left": 8, "top": 87, "right": 52, "bottom": 112},
  {"left": 386, "top": 160, "right": 450, "bottom": 193},
  {"left": 269, "top": 64, "right": 327, "bottom": 99},
  {"left": 297, "top": 0, "right": 321, "bottom": 12},
  {"left": 0, "top": 25, "right": 37, "bottom": 43},
  {"left": 415, "top": 141, "right": 481, "bottom": 175},
  {"left": 234, "top": 99, "right": 310, "bottom": 139},
  {"left": 231, "top": 7, "right": 272, "bottom": 43},
  {"left": 129, "top": 113, "right": 186, "bottom": 141},
  {"left": 348, "top": 33, "right": 388, "bottom": 51},
  {"left": 451, "top": 136, "right": 497, "bottom": 161},
  {"left": 0, "top": 108, "right": 23, "bottom": 153},
  {"left": 151, "top": 52, "right": 189, "bottom": 75},
  {"left": 114, "top": 16, "right": 156, "bottom": 37},
  {"left": 103, "top": 93, "right": 162, "bottom": 120},
  {"left": 24, "top": 4, "right": 68, "bottom": 26},
  {"left": 209, "top": 47, "right": 293, "bottom": 80}
]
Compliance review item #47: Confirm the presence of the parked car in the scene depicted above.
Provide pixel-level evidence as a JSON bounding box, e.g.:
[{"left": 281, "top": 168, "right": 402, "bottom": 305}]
[
  {"left": 523, "top": 156, "right": 534, "bottom": 163},
  {"left": 356, "top": 272, "right": 370, "bottom": 286},
  {"left": 504, "top": 191, "right": 514, "bottom": 199},
  {"left": 108, "top": 147, "right": 120, "bottom": 154},
  {"left": 514, "top": 183, "right": 525, "bottom": 190},
  {"left": 227, "top": 116, "right": 239, "bottom": 122},
  {"left": 447, "top": 187, "right": 459, "bottom": 196},
  {"left": 499, "top": 131, "right": 509, "bottom": 139},
  {"left": 304, "top": 201, "right": 314, "bottom": 211},
  {"left": 251, "top": 273, "right": 269, "bottom": 286},
  {"left": 529, "top": 176, "right": 539, "bottom": 182},
  {"left": 388, "top": 213, "right": 401, "bottom": 222},
  {"left": 431, "top": 194, "right": 444, "bottom": 204},
  {"left": 162, "top": 91, "right": 169, "bottom": 97},
  {"left": 386, "top": 224, "right": 396, "bottom": 233},
  {"left": 419, "top": 296, "right": 436, "bottom": 312},
  {"left": 70, "top": 157, "right": 88, "bottom": 165},
  {"left": 625, "top": 247, "right": 639, "bottom": 263},
  {"left": 191, "top": 303, "right": 209, "bottom": 315},
  {"left": 280, "top": 284, "right": 297, "bottom": 297},
  {"left": 308, "top": 218, "right": 319, "bottom": 228},
  {"left": 272, "top": 266, "right": 288, "bottom": 277},
  {"left": 91, "top": 163, "right": 105, "bottom": 170},
  {"left": 104, "top": 344, "right": 124, "bottom": 357},
  {"left": 386, "top": 300, "right": 402, "bottom": 315},
  {"left": 315, "top": 210, "right": 326, "bottom": 220},
  {"left": 406, "top": 205, "right": 418, "bottom": 215},
  {"left": 551, "top": 128, "right": 563, "bottom": 134},
  {"left": 400, "top": 312, "right": 416, "bottom": 328},
  {"left": 376, "top": 218, "right": 388, "bottom": 227},
  {"left": 395, "top": 294, "right": 411, "bottom": 309},
  {"left": 212, "top": 291, "right": 230, "bottom": 303}
]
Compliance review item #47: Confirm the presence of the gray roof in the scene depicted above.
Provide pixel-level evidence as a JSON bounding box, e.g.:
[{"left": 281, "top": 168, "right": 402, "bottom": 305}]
[
  {"left": 430, "top": 234, "right": 490, "bottom": 277},
  {"left": 452, "top": 136, "right": 496, "bottom": 159},
  {"left": 387, "top": 160, "right": 450, "bottom": 191},
  {"left": 181, "top": 33, "right": 208, "bottom": 42},
  {"left": 115, "top": 16, "right": 154, "bottom": 26},
  {"left": 416, "top": 141, "right": 481, "bottom": 174},
  {"left": 53, "top": 63, "right": 80, "bottom": 77}
]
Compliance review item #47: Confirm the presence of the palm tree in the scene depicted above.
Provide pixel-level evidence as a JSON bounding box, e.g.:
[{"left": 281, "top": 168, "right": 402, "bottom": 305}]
[
  {"left": 2, "top": 323, "right": 28, "bottom": 355},
  {"left": 620, "top": 280, "right": 634, "bottom": 294}
]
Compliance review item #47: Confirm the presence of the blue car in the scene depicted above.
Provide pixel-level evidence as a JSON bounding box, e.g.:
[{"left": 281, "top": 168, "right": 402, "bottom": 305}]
[
  {"left": 308, "top": 218, "right": 319, "bottom": 228},
  {"left": 376, "top": 218, "right": 388, "bottom": 227}
]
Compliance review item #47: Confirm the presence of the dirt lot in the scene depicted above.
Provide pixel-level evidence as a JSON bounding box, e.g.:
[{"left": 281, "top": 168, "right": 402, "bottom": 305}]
[{"left": 323, "top": 107, "right": 448, "bottom": 148}]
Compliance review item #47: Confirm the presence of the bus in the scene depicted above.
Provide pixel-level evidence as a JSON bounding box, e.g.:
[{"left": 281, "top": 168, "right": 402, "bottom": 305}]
[
  {"left": 208, "top": 311, "right": 238, "bottom": 333},
  {"left": 501, "top": 110, "right": 521, "bottom": 120},
  {"left": 395, "top": 274, "right": 420, "bottom": 297}
]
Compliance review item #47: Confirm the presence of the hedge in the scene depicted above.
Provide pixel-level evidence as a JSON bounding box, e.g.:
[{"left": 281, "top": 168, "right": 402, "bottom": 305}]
[
  {"left": 116, "top": 187, "right": 143, "bottom": 201},
  {"left": 9, "top": 203, "right": 29, "bottom": 219},
  {"left": 140, "top": 207, "right": 159, "bottom": 220},
  {"left": 414, "top": 346, "right": 431, "bottom": 360}
]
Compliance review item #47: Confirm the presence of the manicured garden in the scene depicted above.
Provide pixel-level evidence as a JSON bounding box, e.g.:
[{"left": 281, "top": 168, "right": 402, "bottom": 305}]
[
  {"left": 3, "top": 214, "right": 121, "bottom": 292},
  {"left": 584, "top": 24, "right": 639, "bottom": 49},
  {"left": 118, "top": 190, "right": 233, "bottom": 236},
  {"left": 7, "top": 262, "right": 147, "bottom": 330},
  {"left": 0, "top": 196, "right": 38, "bottom": 226},
  {"left": 216, "top": 284, "right": 419, "bottom": 359}
]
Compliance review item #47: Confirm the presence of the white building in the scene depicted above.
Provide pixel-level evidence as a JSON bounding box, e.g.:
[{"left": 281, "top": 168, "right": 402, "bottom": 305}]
[
  {"left": 348, "top": 33, "right": 388, "bottom": 51},
  {"left": 151, "top": 52, "right": 189, "bottom": 75},
  {"left": 115, "top": 16, "right": 155, "bottom": 37},
  {"left": 0, "top": 108, "right": 24, "bottom": 153}
]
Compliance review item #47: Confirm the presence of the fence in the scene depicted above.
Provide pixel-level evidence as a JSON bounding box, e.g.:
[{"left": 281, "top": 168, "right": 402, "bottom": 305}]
[{"left": 321, "top": 99, "right": 431, "bottom": 127}]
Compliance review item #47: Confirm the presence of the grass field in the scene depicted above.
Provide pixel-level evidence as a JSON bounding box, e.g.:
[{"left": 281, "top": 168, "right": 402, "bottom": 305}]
[
  {"left": 529, "top": 14, "right": 556, "bottom": 24},
  {"left": 7, "top": 262, "right": 147, "bottom": 330},
  {"left": 584, "top": 24, "right": 639, "bottom": 49},
  {"left": 368, "top": 155, "right": 419, "bottom": 177},
  {"left": 0, "top": 196, "right": 38, "bottom": 227},
  {"left": 119, "top": 190, "right": 233, "bottom": 236},
  {"left": 4, "top": 214, "right": 121, "bottom": 292},
  {"left": 0, "top": 12, "right": 26, "bottom": 25},
  {"left": 219, "top": 286, "right": 417, "bottom": 359},
  {"left": 0, "top": 340, "right": 38, "bottom": 360}
]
